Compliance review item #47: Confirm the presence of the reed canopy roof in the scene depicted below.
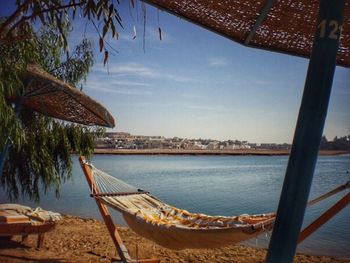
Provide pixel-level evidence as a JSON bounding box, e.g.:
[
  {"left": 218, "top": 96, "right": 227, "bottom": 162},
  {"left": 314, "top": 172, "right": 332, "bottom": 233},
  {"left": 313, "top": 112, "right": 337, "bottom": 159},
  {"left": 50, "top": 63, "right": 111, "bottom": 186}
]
[
  {"left": 19, "top": 64, "right": 115, "bottom": 128},
  {"left": 144, "top": 0, "right": 350, "bottom": 68}
]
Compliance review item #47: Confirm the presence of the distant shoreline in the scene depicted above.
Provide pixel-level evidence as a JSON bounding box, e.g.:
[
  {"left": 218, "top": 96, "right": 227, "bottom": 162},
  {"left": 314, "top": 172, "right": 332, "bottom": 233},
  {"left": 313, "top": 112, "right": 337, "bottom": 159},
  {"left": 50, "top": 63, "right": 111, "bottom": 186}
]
[{"left": 94, "top": 149, "right": 350, "bottom": 156}]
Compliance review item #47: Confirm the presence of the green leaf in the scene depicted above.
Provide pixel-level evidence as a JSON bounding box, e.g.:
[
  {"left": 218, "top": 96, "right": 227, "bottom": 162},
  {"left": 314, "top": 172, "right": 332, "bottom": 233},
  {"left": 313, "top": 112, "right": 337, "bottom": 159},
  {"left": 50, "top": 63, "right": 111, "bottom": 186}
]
[
  {"left": 99, "top": 37, "right": 104, "bottom": 52},
  {"left": 114, "top": 9, "right": 123, "bottom": 29},
  {"left": 102, "top": 22, "right": 109, "bottom": 38},
  {"left": 103, "top": 50, "right": 108, "bottom": 66},
  {"left": 158, "top": 27, "right": 162, "bottom": 41},
  {"left": 111, "top": 22, "right": 116, "bottom": 38},
  {"left": 109, "top": 4, "right": 114, "bottom": 18}
]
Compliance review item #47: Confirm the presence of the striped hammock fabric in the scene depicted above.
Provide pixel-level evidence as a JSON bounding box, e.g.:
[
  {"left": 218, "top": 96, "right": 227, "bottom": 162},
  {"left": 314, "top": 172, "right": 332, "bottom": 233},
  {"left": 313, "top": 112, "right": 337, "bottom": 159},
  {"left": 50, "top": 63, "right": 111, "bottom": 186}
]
[{"left": 89, "top": 165, "right": 275, "bottom": 250}]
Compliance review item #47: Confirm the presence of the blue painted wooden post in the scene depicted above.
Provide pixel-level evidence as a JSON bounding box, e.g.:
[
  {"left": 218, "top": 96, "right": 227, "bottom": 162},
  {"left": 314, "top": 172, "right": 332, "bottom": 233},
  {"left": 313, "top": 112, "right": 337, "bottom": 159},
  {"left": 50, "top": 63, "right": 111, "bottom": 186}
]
[{"left": 266, "top": 0, "right": 346, "bottom": 262}]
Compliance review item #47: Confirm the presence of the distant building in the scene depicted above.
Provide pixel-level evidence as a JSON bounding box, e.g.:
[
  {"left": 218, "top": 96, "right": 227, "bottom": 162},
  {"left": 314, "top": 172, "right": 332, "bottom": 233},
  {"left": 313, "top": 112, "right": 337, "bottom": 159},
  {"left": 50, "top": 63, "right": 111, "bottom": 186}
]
[
  {"left": 206, "top": 141, "right": 219, "bottom": 150},
  {"left": 258, "top": 143, "right": 290, "bottom": 150},
  {"left": 105, "top": 132, "right": 130, "bottom": 139},
  {"left": 95, "top": 132, "right": 293, "bottom": 151}
]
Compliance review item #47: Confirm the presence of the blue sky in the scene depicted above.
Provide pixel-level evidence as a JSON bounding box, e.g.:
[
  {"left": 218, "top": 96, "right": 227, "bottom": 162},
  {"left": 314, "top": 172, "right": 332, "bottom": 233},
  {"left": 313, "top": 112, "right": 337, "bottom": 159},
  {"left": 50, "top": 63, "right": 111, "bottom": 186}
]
[{"left": 2, "top": 1, "right": 350, "bottom": 143}]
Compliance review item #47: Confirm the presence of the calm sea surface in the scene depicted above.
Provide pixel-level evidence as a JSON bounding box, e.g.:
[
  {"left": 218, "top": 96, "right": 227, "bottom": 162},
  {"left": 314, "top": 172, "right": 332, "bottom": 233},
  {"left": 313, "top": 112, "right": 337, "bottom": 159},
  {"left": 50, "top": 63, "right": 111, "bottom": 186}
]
[{"left": 1, "top": 155, "right": 349, "bottom": 258}]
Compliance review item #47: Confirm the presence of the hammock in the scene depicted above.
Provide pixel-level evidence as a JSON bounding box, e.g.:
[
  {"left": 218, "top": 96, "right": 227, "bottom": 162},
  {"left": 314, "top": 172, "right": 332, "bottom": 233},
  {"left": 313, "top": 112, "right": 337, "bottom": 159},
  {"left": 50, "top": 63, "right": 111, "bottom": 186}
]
[
  {"left": 80, "top": 158, "right": 350, "bottom": 253},
  {"left": 83, "top": 161, "right": 274, "bottom": 250}
]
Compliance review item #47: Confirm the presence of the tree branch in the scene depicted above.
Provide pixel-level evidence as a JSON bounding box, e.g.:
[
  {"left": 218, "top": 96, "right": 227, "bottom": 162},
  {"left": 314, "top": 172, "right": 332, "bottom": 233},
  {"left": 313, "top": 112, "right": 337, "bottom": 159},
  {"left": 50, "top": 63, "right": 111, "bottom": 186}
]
[
  {"left": 1, "top": 1, "right": 85, "bottom": 43},
  {"left": 0, "top": 0, "right": 32, "bottom": 34}
]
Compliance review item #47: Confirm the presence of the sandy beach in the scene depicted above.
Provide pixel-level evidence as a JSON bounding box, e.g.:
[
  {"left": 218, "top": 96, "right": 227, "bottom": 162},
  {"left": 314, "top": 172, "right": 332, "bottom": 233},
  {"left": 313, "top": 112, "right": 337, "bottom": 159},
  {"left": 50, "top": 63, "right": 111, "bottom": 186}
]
[{"left": 0, "top": 215, "right": 349, "bottom": 263}]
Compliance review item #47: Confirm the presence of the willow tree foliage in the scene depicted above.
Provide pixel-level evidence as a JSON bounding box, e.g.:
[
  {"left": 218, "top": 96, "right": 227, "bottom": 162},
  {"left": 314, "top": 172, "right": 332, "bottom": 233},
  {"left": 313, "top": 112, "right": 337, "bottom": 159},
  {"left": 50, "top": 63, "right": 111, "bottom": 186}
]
[
  {"left": 0, "top": 23, "right": 104, "bottom": 201},
  {"left": 0, "top": 0, "right": 128, "bottom": 66}
]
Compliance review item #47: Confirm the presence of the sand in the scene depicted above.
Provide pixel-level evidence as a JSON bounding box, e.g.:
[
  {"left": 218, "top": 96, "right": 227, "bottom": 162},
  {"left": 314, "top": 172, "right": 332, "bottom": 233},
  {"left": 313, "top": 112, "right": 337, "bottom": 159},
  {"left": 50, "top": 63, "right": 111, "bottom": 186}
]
[{"left": 0, "top": 215, "right": 349, "bottom": 263}]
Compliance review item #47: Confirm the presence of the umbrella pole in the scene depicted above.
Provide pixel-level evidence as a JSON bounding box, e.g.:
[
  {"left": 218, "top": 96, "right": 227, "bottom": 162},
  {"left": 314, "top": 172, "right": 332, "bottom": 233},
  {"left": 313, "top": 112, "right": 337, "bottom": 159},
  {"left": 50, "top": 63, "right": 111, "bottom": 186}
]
[{"left": 266, "top": 0, "right": 346, "bottom": 262}]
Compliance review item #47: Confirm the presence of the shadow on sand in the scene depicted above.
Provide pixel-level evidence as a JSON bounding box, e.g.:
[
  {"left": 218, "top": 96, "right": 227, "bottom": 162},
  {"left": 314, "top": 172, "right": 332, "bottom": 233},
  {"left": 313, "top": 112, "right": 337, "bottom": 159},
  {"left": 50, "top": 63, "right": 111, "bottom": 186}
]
[{"left": 0, "top": 238, "right": 66, "bottom": 262}]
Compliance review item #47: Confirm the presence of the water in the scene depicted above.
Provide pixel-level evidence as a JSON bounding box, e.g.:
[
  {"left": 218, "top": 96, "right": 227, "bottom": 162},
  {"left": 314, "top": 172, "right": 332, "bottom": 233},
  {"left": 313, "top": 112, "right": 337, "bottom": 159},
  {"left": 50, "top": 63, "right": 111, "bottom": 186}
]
[{"left": 1, "top": 155, "right": 349, "bottom": 258}]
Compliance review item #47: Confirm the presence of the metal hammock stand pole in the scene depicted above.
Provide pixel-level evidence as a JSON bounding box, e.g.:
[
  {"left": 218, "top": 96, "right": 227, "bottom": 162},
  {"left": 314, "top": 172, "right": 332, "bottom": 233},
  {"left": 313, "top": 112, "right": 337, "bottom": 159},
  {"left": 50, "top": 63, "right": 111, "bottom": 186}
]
[{"left": 79, "top": 156, "right": 159, "bottom": 263}]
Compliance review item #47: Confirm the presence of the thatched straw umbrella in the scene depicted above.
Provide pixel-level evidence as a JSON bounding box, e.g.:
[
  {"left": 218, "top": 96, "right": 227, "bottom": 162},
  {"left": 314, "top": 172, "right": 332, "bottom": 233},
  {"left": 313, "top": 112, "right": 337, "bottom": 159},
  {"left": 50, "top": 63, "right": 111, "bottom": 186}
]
[
  {"left": 144, "top": 1, "right": 350, "bottom": 67},
  {"left": 21, "top": 63, "right": 115, "bottom": 128},
  {"left": 143, "top": 0, "right": 349, "bottom": 262}
]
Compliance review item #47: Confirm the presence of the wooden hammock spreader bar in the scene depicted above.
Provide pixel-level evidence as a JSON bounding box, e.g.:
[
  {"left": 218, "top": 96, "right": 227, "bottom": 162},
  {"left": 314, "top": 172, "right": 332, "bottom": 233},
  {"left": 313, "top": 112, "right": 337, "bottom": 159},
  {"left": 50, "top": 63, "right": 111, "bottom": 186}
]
[
  {"left": 90, "top": 191, "right": 150, "bottom": 198},
  {"left": 298, "top": 191, "right": 350, "bottom": 243},
  {"left": 79, "top": 156, "right": 159, "bottom": 263},
  {"left": 251, "top": 217, "right": 276, "bottom": 231}
]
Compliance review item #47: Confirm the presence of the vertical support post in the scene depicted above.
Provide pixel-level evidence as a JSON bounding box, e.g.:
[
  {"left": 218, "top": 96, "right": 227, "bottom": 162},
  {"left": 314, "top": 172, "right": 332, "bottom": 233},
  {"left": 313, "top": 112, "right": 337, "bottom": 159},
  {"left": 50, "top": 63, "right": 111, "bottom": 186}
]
[
  {"left": 37, "top": 233, "right": 45, "bottom": 249},
  {"left": 266, "top": 0, "right": 346, "bottom": 262},
  {"left": 79, "top": 156, "right": 131, "bottom": 263}
]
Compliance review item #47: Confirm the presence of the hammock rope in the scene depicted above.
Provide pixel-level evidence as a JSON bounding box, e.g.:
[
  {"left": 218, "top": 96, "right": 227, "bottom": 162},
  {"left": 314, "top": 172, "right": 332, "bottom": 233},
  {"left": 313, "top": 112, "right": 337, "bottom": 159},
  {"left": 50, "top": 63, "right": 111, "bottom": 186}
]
[{"left": 91, "top": 165, "right": 138, "bottom": 194}]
